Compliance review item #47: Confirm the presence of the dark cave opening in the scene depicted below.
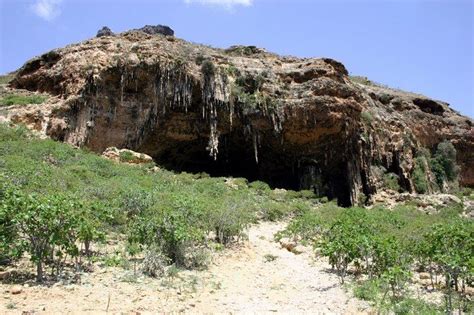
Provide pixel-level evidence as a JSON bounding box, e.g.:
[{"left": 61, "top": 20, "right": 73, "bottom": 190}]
[
  {"left": 143, "top": 130, "right": 354, "bottom": 207},
  {"left": 151, "top": 133, "right": 301, "bottom": 192}
]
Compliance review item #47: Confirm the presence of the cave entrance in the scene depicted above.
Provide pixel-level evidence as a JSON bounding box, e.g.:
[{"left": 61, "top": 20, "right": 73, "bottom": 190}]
[
  {"left": 150, "top": 131, "right": 301, "bottom": 191},
  {"left": 139, "top": 128, "right": 354, "bottom": 207}
]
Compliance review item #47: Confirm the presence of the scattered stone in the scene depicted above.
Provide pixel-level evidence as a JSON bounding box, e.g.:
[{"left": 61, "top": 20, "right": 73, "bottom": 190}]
[
  {"left": 421, "top": 205, "right": 438, "bottom": 215},
  {"left": 11, "top": 285, "right": 23, "bottom": 294},
  {"left": 279, "top": 237, "right": 297, "bottom": 252},
  {"left": 419, "top": 272, "right": 431, "bottom": 280},
  {"left": 96, "top": 26, "right": 114, "bottom": 38},
  {"left": 291, "top": 245, "right": 306, "bottom": 255}
]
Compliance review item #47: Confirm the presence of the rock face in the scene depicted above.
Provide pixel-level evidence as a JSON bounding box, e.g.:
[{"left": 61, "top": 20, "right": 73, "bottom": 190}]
[
  {"left": 136, "top": 25, "right": 174, "bottom": 36},
  {"left": 4, "top": 28, "right": 473, "bottom": 205},
  {"left": 96, "top": 26, "right": 114, "bottom": 38}
]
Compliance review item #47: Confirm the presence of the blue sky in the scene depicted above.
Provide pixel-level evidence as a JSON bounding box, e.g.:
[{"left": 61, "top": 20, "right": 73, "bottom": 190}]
[{"left": 0, "top": 0, "right": 473, "bottom": 117}]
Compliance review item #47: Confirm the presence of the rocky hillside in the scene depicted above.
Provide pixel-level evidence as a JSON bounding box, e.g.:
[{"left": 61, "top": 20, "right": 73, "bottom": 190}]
[{"left": 1, "top": 25, "right": 473, "bottom": 205}]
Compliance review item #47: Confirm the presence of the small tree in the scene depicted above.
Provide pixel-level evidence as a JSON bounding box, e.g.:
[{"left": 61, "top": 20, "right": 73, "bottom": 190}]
[
  {"left": 0, "top": 183, "right": 21, "bottom": 264},
  {"left": 319, "top": 209, "right": 373, "bottom": 283},
  {"left": 431, "top": 141, "right": 459, "bottom": 188},
  {"left": 4, "top": 191, "right": 81, "bottom": 281},
  {"left": 421, "top": 220, "right": 473, "bottom": 313},
  {"left": 412, "top": 156, "right": 430, "bottom": 194},
  {"left": 201, "top": 60, "right": 216, "bottom": 77}
]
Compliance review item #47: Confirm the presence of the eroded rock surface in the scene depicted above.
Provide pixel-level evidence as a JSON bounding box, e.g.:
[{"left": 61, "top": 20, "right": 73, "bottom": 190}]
[{"left": 3, "top": 29, "right": 473, "bottom": 205}]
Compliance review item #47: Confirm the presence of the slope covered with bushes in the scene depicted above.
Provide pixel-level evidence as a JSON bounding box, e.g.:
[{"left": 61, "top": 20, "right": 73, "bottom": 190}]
[{"left": 0, "top": 123, "right": 313, "bottom": 279}]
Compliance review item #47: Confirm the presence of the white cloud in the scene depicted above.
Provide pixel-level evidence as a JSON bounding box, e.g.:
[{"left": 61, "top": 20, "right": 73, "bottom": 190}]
[
  {"left": 184, "top": 0, "right": 253, "bottom": 9},
  {"left": 31, "top": 0, "right": 62, "bottom": 21}
]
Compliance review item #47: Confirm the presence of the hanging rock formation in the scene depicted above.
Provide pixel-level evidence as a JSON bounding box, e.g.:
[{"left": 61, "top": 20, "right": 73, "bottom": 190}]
[{"left": 3, "top": 28, "right": 473, "bottom": 206}]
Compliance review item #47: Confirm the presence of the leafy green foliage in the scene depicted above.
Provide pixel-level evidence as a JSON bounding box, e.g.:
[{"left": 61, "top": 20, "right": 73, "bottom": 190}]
[
  {"left": 2, "top": 190, "right": 85, "bottom": 281},
  {"left": 383, "top": 173, "right": 400, "bottom": 191},
  {"left": 418, "top": 220, "right": 473, "bottom": 307},
  {"left": 360, "top": 111, "right": 373, "bottom": 125},
  {"left": 0, "top": 94, "right": 47, "bottom": 106},
  {"left": 195, "top": 54, "right": 205, "bottom": 65},
  {"left": 201, "top": 60, "right": 216, "bottom": 77},
  {"left": 119, "top": 150, "right": 135, "bottom": 162},
  {"left": 0, "top": 74, "right": 14, "bottom": 85},
  {"left": 432, "top": 141, "right": 459, "bottom": 185},
  {"left": 282, "top": 200, "right": 472, "bottom": 313},
  {"left": 235, "top": 73, "right": 265, "bottom": 94},
  {"left": 354, "top": 278, "right": 442, "bottom": 314},
  {"left": 412, "top": 142, "right": 459, "bottom": 193},
  {"left": 413, "top": 156, "right": 430, "bottom": 193},
  {"left": 224, "top": 45, "right": 261, "bottom": 56},
  {"left": 0, "top": 124, "right": 307, "bottom": 274},
  {"left": 276, "top": 208, "right": 323, "bottom": 243}
]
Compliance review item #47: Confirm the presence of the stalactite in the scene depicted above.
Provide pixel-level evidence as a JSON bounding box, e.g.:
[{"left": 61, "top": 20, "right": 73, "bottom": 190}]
[
  {"left": 120, "top": 73, "right": 124, "bottom": 107},
  {"left": 253, "top": 131, "right": 259, "bottom": 164}
]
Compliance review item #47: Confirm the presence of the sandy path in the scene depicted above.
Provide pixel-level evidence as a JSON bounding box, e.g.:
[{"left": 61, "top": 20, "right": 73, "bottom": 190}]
[
  {"left": 1, "top": 221, "right": 369, "bottom": 314},
  {"left": 193, "top": 221, "right": 369, "bottom": 314}
]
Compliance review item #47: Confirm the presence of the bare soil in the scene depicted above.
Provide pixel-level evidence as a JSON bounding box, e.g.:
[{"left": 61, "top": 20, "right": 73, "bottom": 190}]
[{"left": 1, "top": 221, "right": 370, "bottom": 314}]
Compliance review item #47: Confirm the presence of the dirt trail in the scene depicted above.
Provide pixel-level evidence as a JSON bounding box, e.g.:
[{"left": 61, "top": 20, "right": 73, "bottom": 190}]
[
  {"left": 194, "top": 221, "right": 369, "bottom": 314},
  {"left": 1, "top": 221, "right": 369, "bottom": 314}
]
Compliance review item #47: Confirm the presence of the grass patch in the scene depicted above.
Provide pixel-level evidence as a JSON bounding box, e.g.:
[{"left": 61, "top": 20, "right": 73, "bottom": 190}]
[
  {"left": 0, "top": 123, "right": 311, "bottom": 278},
  {"left": 0, "top": 93, "right": 47, "bottom": 106},
  {"left": 353, "top": 279, "right": 442, "bottom": 314},
  {"left": 0, "top": 74, "right": 14, "bottom": 85}
]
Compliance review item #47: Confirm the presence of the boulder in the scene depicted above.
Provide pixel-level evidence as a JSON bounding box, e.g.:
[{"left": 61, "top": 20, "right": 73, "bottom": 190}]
[
  {"left": 137, "top": 25, "right": 174, "bottom": 36},
  {"left": 96, "top": 26, "right": 114, "bottom": 38},
  {"left": 102, "top": 147, "right": 153, "bottom": 164},
  {"left": 279, "top": 237, "right": 297, "bottom": 252},
  {"left": 11, "top": 285, "right": 22, "bottom": 294}
]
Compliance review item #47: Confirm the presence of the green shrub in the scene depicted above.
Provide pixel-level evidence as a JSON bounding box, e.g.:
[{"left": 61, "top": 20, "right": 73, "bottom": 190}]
[
  {"left": 195, "top": 54, "right": 205, "bottom": 65},
  {"left": 249, "top": 180, "right": 271, "bottom": 192},
  {"left": 413, "top": 156, "right": 429, "bottom": 193},
  {"left": 276, "top": 209, "right": 323, "bottom": 243},
  {"left": 353, "top": 279, "right": 380, "bottom": 301},
  {"left": 354, "top": 279, "right": 441, "bottom": 314},
  {"left": 260, "top": 200, "right": 291, "bottom": 221},
  {"left": 432, "top": 140, "right": 459, "bottom": 185},
  {"left": 210, "top": 197, "right": 254, "bottom": 244},
  {"left": 224, "top": 45, "right": 260, "bottom": 56},
  {"left": 119, "top": 150, "right": 135, "bottom": 162},
  {"left": 2, "top": 190, "right": 83, "bottom": 281},
  {"left": 0, "top": 181, "right": 20, "bottom": 264},
  {"left": 201, "top": 60, "right": 215, "bottom": 77},
  {"left": 418, "top": 220, "right": 473, "bottom": 312},
  {"left": 378, "top": 93, "right": 393, "bottom": 104},
  {"left": 412, "top": 142, "right": 459, "bottom": 193},
  {"left": 0, "top": 74, "right": 14, "bottom": 85},
  {"left": 235, "top": 73, "right": 265, "bottom": 94},
  {"left": 360, "top": 111, "right": 373, "bottom": 124},
  {"left": 383, "top": 173, "right": 400, "bottom": 191},
  {"left": 0, "top": 94, "right": 47, "bottom": 106}
]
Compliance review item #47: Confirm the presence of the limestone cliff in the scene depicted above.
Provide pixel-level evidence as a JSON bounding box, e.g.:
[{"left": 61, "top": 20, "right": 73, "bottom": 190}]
[{"left": 2, "top": 28, "right": 473, "bottom": 205}]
